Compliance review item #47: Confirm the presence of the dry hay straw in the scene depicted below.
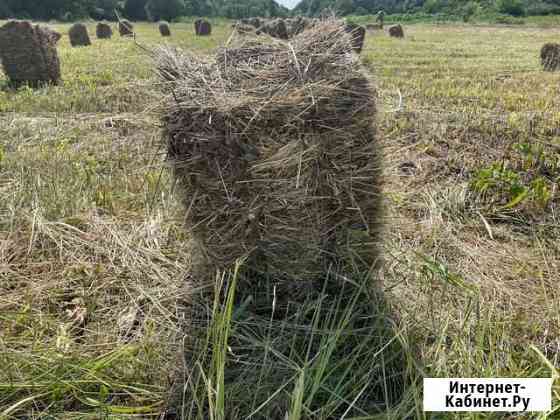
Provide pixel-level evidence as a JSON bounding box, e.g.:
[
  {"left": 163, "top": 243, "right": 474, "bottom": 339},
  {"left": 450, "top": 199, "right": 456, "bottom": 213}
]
[
  {"left": 389, "top": 24, "right": 404, "bottom": 38},
  {"left": 68, "top": 22, "right": 91, "bottom": 47},
  {"left": 159, "top": 21, "right": 171, "bottom": 37},
  {"left": 541, "top": 43, "right": 560, "bottom": 71},
  {"left": 0, "top": 20, "right": 61, "bottom": 86},
  {"left": 154, "top": 18, "right": 382, "bottom": 304},
  {"left": 96, "top": 21, "right": 113, "bottom": 39},
  {"left": 194, "top": 19, "right": 211, "bottom": 36},
  {"left": 119, "top": 19, "right": 134, "bottom": 37}
]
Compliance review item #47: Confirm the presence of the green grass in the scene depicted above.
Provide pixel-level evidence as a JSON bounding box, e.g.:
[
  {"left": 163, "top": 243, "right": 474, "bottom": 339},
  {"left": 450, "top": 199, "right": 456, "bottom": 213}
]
[{"left": 1, "top": 20, "right": 560, "bottom": 418}]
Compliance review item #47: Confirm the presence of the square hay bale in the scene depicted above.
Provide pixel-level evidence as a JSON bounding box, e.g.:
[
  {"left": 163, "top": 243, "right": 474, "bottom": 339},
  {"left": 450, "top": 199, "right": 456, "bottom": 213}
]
[
  {"left": 389, "top": 24, "right": 404, "bottom": 38},
  {"left": 156, "top": 19, "right": 393, "bottom": 418},
  {"left": 119, "top": 19, "right": 134, "bottom": 37},
  {"left": 541, "top": 43, "right": 560, "bottom": 71},
  {"left": 155, "top": 19, "right": 382, "bottom": 299},
  {"left": 69, "top": 23, "right": 91, "bottom": 47},
  {"left": 345, "top": 22, "right": 366, "bottom": 53},
  {"left": 96, "top": 22, "right": 113, "bottom": 39},
  {"left": 0, "top": 20, "right": 61, "bottom": 86},
  {"left": 159, "top": 21, "right": 171, "bottom": 37},
  {"left": 194, "top": 19, "right": 211, "bottom": 36}
]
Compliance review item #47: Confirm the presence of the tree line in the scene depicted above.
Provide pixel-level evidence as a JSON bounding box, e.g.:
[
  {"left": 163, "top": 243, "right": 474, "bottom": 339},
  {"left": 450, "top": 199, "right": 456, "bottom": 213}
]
[
  {"left": 0, "top": 0, "right": 290, "bottom": 21},
  {"left": 1, "top": 0, "right": 560, "bottom": 21},
  {"left": 294, "top": 0, "right": 560, "bottom": 17}
]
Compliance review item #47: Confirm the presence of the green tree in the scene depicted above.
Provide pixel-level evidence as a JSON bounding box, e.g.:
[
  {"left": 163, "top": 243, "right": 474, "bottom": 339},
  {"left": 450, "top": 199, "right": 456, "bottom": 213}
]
[
  {"left": 124, "top": 0, "right": 149, "bottom": 19},
  {"left": 496, "top": 0, "right": 526, "bottom": 16},
  {"left": 145, "top": 0, "right": 185, "bottom": 21}
]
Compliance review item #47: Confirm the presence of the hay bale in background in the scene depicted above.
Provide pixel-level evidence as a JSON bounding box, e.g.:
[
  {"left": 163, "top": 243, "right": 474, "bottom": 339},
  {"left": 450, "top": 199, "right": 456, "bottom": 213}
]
[
  {"left": 156, "top": 17, "right": 381, "bottom": 304},
  {"left": 345, "top": 22, "right": 366, "bottom": 53},
  {"left": 119, "top": 19, "right": 134, "bottom": 37},
  {"left": 389, "top": 24, "right": 404, "bottom": 38},
  {"left": 96, "top": 22, "right": 112, "bottom": 39},
  {"left": 256, "top": 18, "right": 289, "bottom": 39},
  {"left": 541, "top": 43, "right": 560, "bottom": 71},
  {"left": 159, "top": 21, "right": 171, "bottom": 37},
  {"left": 194, "top": 19, "right": 211, "bottom": 36},
  {"left": 285, "top": 16, "right": 314, "bottom": 37},
  {"left": 0, "top": 20, "right": 61, "bottom": 86},
  {"left": 68, "top": 23, "right": 91, "bottom": 47}
]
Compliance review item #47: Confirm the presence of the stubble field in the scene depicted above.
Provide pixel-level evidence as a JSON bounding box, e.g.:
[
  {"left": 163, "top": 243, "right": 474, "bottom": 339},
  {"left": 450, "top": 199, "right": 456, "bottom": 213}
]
[{"left": 1, "top": 20, "right": 560, "bottom": 418}]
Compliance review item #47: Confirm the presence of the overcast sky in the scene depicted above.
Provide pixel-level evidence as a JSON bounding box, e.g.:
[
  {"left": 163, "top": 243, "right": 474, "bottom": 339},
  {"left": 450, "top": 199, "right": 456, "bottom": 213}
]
[{"left": 277, "top": 0, "right": 300, "bottom": 9}]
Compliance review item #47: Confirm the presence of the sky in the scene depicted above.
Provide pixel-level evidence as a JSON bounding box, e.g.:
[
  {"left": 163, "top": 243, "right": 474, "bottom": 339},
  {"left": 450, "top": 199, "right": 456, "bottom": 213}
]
[{"left": 276, "top": 0, "right": 300, "bottom": 9}]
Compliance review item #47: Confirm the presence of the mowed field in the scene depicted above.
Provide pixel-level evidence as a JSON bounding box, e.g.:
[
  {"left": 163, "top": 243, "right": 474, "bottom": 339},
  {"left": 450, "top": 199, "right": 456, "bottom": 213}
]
[{"left": 1, "top": 20, "right": 560, "bottom": 418}]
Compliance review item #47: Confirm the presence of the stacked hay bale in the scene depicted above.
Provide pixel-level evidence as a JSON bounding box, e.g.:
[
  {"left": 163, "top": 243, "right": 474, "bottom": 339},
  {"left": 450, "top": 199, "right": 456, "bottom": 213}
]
[
  {"left": 159, "top": 21, "right": 171, "bottom": 37},
  {"left": 96, "top": 21, "right": 112, "bottom": 39},
  {"left": 389, "top": 24, "right": 404, "bottom": 38},
  {"left": 119, "top": 19, "right": 134, "bottom": 37},
  {"left": 68, "top": 23, "right": 91, "bottom": 47},
  {"left": 0, "top": 20, "right": 61, "bottom": 86},
  {"left": 541, "top": 43, "right": 560, "bottom": 71},
  {"left": 194, "top": 19, "right": 211, "bottom": 36},
  {"left": 345, "top": 22, "right": 366, "bottom": 53},
  {"left": 156, "top": 19, "right": 382, "bottom": 415}
]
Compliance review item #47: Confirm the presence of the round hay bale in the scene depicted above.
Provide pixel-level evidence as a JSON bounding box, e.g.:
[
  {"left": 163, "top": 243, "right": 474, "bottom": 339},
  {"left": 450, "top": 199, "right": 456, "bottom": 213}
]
[
  {"left": 119, "top": 19, "right": 134, "bottom": 37},
  {"left": 96, "top": 21, "right": 112, "bottom": 39},
  {"left": 0, "top": 20, "right": 61, "bottom": 86},
  {"left": 345, "top": 22, "right": 366, "bottom": 53},
  {"left": 68, "top": 23, "right": 91, "bottom": 47},
  {"left": 541, "top": 43, "right": 560, "bottom": 71},
  {"left": 194, "top": 19, "right": 211, "bottom": 36},
  {"left": 159, "top": 21, "right": 171, "bottom": 37},
  {"left": 388, "top": 24, "right": 404, "bottom": 38}
]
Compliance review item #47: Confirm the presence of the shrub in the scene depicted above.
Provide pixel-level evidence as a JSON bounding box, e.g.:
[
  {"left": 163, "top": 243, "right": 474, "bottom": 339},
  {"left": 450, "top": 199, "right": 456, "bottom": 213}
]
[{"left": 496, "top": 0, "right": 526, "bottom": 17}]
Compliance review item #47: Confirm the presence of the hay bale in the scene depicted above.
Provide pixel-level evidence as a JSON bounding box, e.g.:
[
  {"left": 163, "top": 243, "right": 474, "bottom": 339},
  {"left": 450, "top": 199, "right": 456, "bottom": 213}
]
[
  {"left": 0, "top": 20, "right": 61, "bottom": 86},
  {"left": 68, "top": 23, "right": 91, "bottom": 47},
  {"left": 256, "top": 18, "right": 288, "bottom": 40},
  {"left": 388, "top": 24, "right": 404, "bottom": 38},
  {"left": 159, "top": 21, "right": 171, "bottom": 37},
  {"left": 119, "top": 19, "right": 134, "bottom": 37},
  {"left": 194, "top": 19, "right": 211, "bottom": 36},
  {"left": 241, "top": 17, "right": 261, "bottom": 29},
  {"left": 345, "top": 22, "right": 366, "bottom": 53},
  {"left": 155, "top": 18, "right": 381, "bottom": 300},
  {"left": 96, "top": 22, "right": 112, "bottom": 39},
  {"left": 541, "top": 43, "right": 560, "bottom": 71},
  {"left": 285, "top": 16, "right": 314, "bottom": 37}
]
